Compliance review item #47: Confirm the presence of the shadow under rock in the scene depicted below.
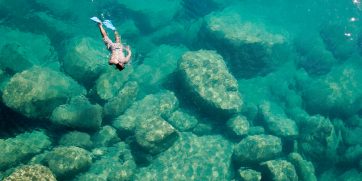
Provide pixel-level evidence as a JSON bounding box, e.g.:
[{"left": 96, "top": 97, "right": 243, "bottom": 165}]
[{"left": 0, "top": 102, "right": 51, "bottom": 139}]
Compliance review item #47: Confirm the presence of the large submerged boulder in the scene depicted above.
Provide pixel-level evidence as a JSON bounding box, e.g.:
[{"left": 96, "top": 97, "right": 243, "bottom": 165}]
[
  {"left": 63, "top": 37, "right": 108, "bottom": 86},
  {"left": 114, "top": 0, "right": 182, "bottom": 30},
  {"left": 2, "top": 67, "right": 85, "bottom": 118},
  {"left": 113, "top": 91, "right": 179, "bottom": 154},
  {"left": 0, "top": 26, "right": 58, "bottom": 74},
  {"left": 131, "top": 45, "right": 187, "bottom": 96},
  {"left": 3, "top": 164, "right": 56, "bottom": 181},
  {"left": 135, "top": 133, "right": 233, "bottom": 180},
  {"left": 0, "top": 131, "right": 52, "bottom": 171},
  {"left": 259, "top": 101, "right": 299, "bottom": 138},
  {"left": 51, "top": 96, "right": 102, "bottom": 130},
  {"left": 76, "top": 142, "right": 136, "bottom": 181},
  {"left": 201, "top": 8, "right": 287, "bottom": 78},
  {"left": 45, "top": 146, "right": 92, "bottom": 179},
  {"left": 302, "top": 63, "right": 362, "bottom": 118},
  {"left": 233, "top": 134, "right": 282, "bottom": 164},
  {"left": 178, "top": 50, "right": 243, "bottom": 117}
]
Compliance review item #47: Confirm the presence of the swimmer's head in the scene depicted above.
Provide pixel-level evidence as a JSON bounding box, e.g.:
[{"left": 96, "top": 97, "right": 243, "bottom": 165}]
[{"left": 115, "top": 63, "right": 125, "bottom": 71}]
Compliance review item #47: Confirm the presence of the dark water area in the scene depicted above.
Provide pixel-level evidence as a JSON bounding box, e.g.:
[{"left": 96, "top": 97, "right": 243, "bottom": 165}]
[{"left": 0, "top": 0, "right": 362, "bottom": 180}]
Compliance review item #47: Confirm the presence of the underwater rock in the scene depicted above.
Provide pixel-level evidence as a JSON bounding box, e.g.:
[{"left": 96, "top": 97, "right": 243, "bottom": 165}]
[
  {"left": 135, "top": 116, "right": 178, "bottom": 154},
  {"left": 114, "top": 0, "right": 182, "bottom": 30},
  {"left": 35, "top": 0, "right": 94, "bottom": 21},
  {"left": 95, "top": 67, "right": 133, "bottom": 101},
  {"left": 113, "top": 91, "right": 179, "bottom": 133},
  {"left": 259, "top": 101, "right": 299, "bottom": 138},
  {"left": 237, "top": 167, "right": 261, "bottom": 181},
  {"left": 343, "top": 126, "right": 362, "bottom": 146},
  {"left": 298, "top": 115, "right": 340, "bottom": 167},
  {"left": 63, "top": 37, "right": 108, "bottom": 87},
  {"left": 0, "top": 130, "right": 51, "bottom": 171},
  {"left": 0, "top": 26, "right": 58, "bottom": 74},
  {"left": 294, "top": 32, "right": 337, "bottom": 76},
  {"left": 103, "top": 81, "right": 138, "bottom": 119},
  {"left": 76, "top": 142, "right": 136, "bottom": 181},
  {"left": 131, "top": 44, "right": 187, "bottom": 96},
  {"left": 343, "top": 145, "right": 362, "bottom": 165},
  {"left": 233, "top": 135, "right": 282, "bottom": 164},
  {"left": 51, "top": 96, "right": 102, "bottom": 130},
  {"left": 91, "top": 125, "right": 121, "bottom": 147},
  {"left": 3, "top": 164, "right": 56, "bottom": 181},
  {"left": 0, "top": 70, "right": 9, "bottom": 97},
  {"left": 167, "top": 109, "right": 198, "bottom": 132},
  {"left": 202, "top": 8, "right": 287, "bottom": 78},
  {"left": 45, "top": 146, "right": 92, "bottom": 179},
  {"left": 59, "top": 131, "right": 93, "bottom": 149},
  {"left": 288, "top": 153, "right": 317, "bottom": 181},
  {"left": 261, "top": 160, "right": 298, "bottom": 181},
  {"left": 302, "top": 63, "right": 362, "bottom": 118},
  {"left": 320, "top": 24, "right": 357, "bottom": 61},
  {"left": 226, "top": 115, "right": 250, "bottom": 137},
  {"left": 178, "top": 50, "right": 243, "bottom": 116},
  {"left": 135, "top": 133, "right": 233, "bottom": 180},
  {"left": 2, "top": 67, "right": 85, "bottom": 118}
]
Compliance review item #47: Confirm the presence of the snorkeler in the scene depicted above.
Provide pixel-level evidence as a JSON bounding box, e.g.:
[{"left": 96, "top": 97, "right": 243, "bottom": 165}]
[{"left": 91, "top": 17, "right": 132, "bottom": 71}]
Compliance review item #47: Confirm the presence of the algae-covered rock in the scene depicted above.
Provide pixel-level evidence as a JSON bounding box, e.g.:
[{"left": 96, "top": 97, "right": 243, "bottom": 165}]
[
  {"left": 2, "top": 67, "right": 85, "bottom": 118},
  {"left": 261, "top": 160, "right": 298, "bottom": 181},
  {"left": 50, "top": 96, "right": 102, "bottom": 130},
  {"left": 131, "top": 45, "right": 187, "bottom": 96},
  {"left": 3, "top": 164, "right": 56, "bottom": 181},
  {"left": 0, "top": 131, "right": 51, "bottom": 170},
  {"left": 95, "top": 67, "right": 133, "bottom": 100},
  {"left": 103, "top": 81, "right": 138, "bottom": 119},
  {"left": 226, "top": 115, "right": 250, "bottom": 137},
  {"left": 259, "top": 101, "right": 298, "bottom": 138},
  {"left": 135, "top": 116, "right": 178, "bottom": 154},
  {"left": 288, "top": 153, "right": 317, "bottom": 181},
  {"left": 233, "top": 135, "right": 282, "bottom": 164},
  {"left": 178, "top": 50, "right": 243, "bottom": 116},
  {"left": 76, "top": 142, "right": 136, "bottom": 181},
  {"left": 63, "top": 37, "right": 108, "bottom": 86},
  {"left": 135, "top": 133, "right": 233, "bottom": 180},
  {"left": 45, "top": 146, "right": 92, "bottom": 178},
  {"left": 59, "top": 131, "right": 93, "bottom": 149},
  {"left": 298, "top": 115, "right": 340, "bottom": 165},
  {"left": 113, "top": 91, "right": 178, "bottom": 133},
  {"left": 167, "top": 109, "right": 198, "bottom": 131},
  {"left": 302, "top": 63, "right": 362, "bottom": 118},
  {"left": 115, "top": 0, "right": 182, "bottom": 30},
  {"left": 237, "top": 168, "right": 261, "bottom": 181},
  {"left": 0, "top": 26, "right": 58, "bottom": 74},
  {"left": 202, "top": 8, "right": 287, "bottom": 78},
  {"left": 91, "top": 126, "right": 120, "bottom": 147}
]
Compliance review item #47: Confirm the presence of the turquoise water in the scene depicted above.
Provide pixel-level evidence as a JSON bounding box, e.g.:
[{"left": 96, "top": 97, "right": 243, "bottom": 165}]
[{"left": 1, "top": 0, "right": 362, "bottom": 180}]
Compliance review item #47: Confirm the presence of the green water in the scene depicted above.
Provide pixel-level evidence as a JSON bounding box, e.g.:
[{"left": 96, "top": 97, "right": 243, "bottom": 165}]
[{"left": 0, "top": 0, "right": 362, "bottom": 180}]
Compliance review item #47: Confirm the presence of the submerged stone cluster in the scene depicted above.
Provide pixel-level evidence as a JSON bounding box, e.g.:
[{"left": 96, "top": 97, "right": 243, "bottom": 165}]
[{"left": 0, "top": 0, "right": 362, "bottom": 181}]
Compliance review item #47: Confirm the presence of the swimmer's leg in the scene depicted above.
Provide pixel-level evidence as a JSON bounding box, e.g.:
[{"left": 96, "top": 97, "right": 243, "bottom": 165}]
[
  {"left": 98, "top": 23, "right": 108, "bottom": 38},
  {"left": 115, "top": 31, "right": 121, "bottom": 43}
]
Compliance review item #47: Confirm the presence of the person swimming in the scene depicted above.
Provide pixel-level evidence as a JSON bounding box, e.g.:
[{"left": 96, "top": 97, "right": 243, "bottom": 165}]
[{"left": 91, "top": 17, "right": 132, "bottom": 71}]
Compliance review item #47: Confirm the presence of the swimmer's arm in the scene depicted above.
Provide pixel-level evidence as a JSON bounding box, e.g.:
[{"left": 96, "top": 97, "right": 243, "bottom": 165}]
[
  {"left": 98, "top": 23, "right": 108, "bottom": 38},
  {"left": 124, "top": 46, "right": 132, "bottom": 62}
]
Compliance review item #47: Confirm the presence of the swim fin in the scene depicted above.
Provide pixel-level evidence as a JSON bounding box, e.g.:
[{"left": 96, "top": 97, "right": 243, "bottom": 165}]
[
  {"left": 103, "top": 20, "right": 116, "bottom": 31},
  {"left": 90, "top": 16, "right": 102, "bottom": 24}
]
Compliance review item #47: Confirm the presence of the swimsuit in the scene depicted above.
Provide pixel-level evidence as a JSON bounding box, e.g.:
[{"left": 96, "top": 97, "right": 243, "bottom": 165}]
[{"left": 103, "top": 36, "right": 125, "bottom": 65}]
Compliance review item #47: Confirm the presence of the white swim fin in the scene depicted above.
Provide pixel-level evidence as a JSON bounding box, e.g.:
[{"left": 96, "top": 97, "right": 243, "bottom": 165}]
[
  {"left": 90, "top": 16, "right": 102, "bottom": 24},
  {"left": 103, "top": 20, "right": 116, "bottom": 30}
]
